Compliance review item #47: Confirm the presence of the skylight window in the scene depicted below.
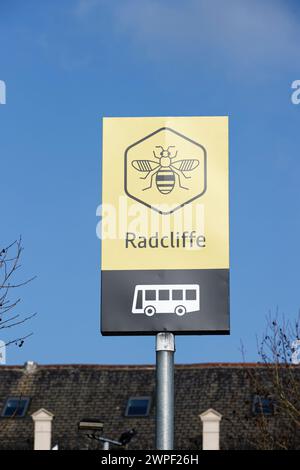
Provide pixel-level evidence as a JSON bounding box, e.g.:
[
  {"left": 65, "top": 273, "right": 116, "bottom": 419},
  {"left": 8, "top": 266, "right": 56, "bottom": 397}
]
[
  {"left": 252, "top": 395, "right": 274, "bottom": 416},
  {"left": 1, "top": 397, "right": 30, "bottom": 418},
  {"left": 125, "top": 397, "right": 151, "bottom": 417}
]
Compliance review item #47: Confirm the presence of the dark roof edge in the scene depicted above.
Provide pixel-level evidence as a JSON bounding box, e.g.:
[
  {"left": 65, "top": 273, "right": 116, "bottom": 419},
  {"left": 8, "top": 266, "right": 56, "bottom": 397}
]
[{"left": 0, "top": 362, "right": 296, "bottom": 371}]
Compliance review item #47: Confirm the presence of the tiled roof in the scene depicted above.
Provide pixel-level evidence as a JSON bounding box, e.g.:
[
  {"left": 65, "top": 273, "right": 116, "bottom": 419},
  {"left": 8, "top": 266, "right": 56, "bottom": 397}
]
[
  {"left": 0, "top": 362, "right": 284, "bottom": 370},
  {"left": 0, "top": 362, "right": 298, "bottom": 450}
]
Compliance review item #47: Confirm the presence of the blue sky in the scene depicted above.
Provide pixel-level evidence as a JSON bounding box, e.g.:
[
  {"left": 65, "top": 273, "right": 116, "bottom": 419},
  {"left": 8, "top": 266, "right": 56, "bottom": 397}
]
[{"left": 0, "top": 0, "right": 300, "bottom": 365}]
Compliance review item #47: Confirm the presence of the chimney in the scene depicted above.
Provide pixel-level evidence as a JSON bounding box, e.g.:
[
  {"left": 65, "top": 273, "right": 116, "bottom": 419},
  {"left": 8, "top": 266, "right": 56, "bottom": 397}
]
[
  {"left": 31, "top": 408, "right": 54, "bottom": 450},
  {"left": 24, "top": 361, "right": 37, "bottom": 374},
  {"left": 199, "top": 408, "right": 222, "bottom": 450}
]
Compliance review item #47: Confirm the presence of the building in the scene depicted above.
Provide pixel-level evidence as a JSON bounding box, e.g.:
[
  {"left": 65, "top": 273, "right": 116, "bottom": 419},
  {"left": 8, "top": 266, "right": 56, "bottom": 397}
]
[{"left": 0, "top": 362, "right": 298, "bottom": 450}]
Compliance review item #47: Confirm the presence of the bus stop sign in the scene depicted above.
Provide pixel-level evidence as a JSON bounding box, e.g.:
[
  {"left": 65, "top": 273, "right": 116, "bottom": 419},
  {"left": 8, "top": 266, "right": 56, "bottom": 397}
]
[{"left": 100, "top": 117, "right": 229, "bottom": 335}]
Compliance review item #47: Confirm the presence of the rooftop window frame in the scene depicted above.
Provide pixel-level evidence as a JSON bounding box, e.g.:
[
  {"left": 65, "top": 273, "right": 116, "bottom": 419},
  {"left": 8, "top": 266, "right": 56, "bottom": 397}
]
[
  {"left": 1, "top": 396, "right": 31, "bottom": 418},
  {"left": 125, "top": 396, "right": 152, "bottom": 417},
  {"left": 252, "top": 394, "right": 275, "bottom": 416}
]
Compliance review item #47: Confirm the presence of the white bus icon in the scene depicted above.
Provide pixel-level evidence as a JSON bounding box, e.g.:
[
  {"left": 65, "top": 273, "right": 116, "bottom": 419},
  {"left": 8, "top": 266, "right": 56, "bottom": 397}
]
[{"left": 132, "top": 284, "right": 200, "bottom": 317}]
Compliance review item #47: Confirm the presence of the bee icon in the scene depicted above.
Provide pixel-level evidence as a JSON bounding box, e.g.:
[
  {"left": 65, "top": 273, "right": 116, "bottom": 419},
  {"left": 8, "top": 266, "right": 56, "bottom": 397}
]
[{"left": 131, "top": 145, "right": 200, "bottom": 194}]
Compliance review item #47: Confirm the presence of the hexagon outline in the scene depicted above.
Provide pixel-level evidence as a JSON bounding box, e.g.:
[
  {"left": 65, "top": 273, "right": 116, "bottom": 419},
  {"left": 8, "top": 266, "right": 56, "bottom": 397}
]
[{"left": 124, "top": 126, "right": 207, "bottom": 215}]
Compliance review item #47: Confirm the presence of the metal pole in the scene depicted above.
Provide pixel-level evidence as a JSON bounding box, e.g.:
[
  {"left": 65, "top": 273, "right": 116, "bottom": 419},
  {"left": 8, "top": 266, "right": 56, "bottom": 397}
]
[{"left": 155, "top": 332, "right": 175, "bottom": 450}]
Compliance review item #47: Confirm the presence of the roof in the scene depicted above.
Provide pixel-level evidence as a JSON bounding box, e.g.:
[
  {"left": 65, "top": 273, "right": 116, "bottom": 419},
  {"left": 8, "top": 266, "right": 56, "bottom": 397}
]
[
  {"left": 0, "top": 362, "right": 280, "bottom": 370},
  {"left": 0, "top": 362, "right": 298, "bottom": 450}
]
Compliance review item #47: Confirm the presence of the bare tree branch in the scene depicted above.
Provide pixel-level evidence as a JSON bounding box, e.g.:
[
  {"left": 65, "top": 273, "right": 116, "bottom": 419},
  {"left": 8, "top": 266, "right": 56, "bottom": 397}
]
[{"left": 0, "top": 237, "right": 36, "bottom": 350}]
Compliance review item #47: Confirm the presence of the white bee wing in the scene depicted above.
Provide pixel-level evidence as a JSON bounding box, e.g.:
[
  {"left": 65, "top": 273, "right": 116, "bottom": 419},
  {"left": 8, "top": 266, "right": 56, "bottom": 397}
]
[{"left": 132, "top": 160, "right": 160, "bottom": 172}]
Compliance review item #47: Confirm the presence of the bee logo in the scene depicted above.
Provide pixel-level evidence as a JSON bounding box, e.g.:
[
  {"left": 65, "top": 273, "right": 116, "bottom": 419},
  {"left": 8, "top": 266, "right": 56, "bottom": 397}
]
[{"left": 131, "top": 145, "right": 200, "bottom": 195}]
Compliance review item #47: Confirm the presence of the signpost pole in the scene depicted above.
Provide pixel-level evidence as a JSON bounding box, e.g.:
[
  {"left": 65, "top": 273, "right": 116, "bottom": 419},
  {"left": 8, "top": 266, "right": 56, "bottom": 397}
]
[{"left": 155, "top": 332, "right": 175, "bottom": 450}]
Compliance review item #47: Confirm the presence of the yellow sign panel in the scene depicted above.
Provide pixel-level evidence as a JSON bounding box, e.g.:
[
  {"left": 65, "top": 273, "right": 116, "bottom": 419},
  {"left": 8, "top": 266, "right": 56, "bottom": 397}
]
[{"left": 101, "top": 116, "right": 229, "bottom": 272}]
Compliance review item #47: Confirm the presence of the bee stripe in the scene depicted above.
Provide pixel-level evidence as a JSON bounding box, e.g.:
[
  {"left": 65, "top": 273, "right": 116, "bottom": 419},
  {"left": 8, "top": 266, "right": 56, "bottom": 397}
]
[
  {"left": 156, "top": 175, "right": 174, "bottom": 181},
  {"left": 156, "top": 168, "right": 175, "bottom": 194}
]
